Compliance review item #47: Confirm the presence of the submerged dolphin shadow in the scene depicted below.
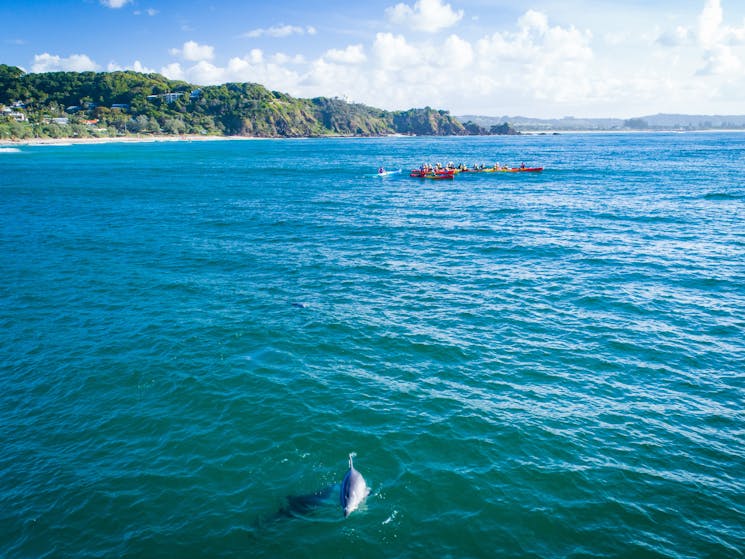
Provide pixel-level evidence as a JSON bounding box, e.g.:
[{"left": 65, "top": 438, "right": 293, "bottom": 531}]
[{"left": 276, "top": 483, "right": 340, "bottom": 519}]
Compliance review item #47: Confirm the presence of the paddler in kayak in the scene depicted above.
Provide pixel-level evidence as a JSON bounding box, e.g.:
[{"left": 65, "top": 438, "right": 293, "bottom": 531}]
[{"left": 378, "top": 166, "right": 385, "bottom": 174}]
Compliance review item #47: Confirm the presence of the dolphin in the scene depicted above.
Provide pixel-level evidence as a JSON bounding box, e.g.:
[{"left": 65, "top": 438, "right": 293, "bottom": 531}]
[{"left": 340, "top": 453, "right": 370, "bottom": 517}]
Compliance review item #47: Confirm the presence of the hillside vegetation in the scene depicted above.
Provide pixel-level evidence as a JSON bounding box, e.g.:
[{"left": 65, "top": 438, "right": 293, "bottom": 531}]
[{"left": 0, "top": 65, "right": 513, "bottom": 139}]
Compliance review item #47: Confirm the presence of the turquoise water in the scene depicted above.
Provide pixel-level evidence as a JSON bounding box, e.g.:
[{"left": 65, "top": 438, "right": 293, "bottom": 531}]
[{"left": 1, "top": 134, "right": 743, "bottom": 558}]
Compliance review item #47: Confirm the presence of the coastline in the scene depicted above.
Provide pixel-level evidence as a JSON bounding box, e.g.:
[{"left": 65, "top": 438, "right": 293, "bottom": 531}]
[
  {"left": 0, "top": 133, "right": 414, "bottom": 146},
  {"left": 524, "top": 128, "right": 745, "bottom": 135},
  {"left": 4, "top": 129, "right": 745, "bottom": 148},
  {"left": 0, "top": 134, "right": 267, "bottom": 147}
]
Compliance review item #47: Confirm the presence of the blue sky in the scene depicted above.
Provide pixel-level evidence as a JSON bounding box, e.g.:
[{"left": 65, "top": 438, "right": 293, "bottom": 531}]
[{"left": 2, "top": 0, "right": 745, "bottom": 118}]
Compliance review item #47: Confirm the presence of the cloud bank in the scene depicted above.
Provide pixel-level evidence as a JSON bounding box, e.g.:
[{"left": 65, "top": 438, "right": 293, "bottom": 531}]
[{"left": 28, "top": 0, "right": 745, "bottom": 117}]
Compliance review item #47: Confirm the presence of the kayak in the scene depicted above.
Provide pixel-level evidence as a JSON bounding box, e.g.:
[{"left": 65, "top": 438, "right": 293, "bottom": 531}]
[
  {"left": 408, "top": 166, "right": 543, "bottom": 178},
  {"left": 376, "top": 169, "right": 402, "bottom": 177},
  {"left": 483, "top": 167, "right": 543, "bottom": 173},
  {"left": 507, "top": 167, "right": 543, "bottom": 172},
  {"left": 422, "top": 172, "right": 454, "bottom": 180},
  {"left": 410, "top": 169, "right": 456, "bottom": 178},
  {"left": 458, "top": 168, "right": 487, "bottom": 173}
]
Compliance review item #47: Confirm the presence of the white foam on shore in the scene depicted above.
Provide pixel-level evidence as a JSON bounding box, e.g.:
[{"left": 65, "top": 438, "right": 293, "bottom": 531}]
[{"left": 0, "top": 147, "right": 22, "bottom": 153}]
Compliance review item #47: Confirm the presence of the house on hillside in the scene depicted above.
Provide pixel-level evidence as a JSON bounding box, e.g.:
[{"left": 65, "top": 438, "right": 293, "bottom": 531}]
[
  {"left": 164, "top": 92, "right": 183, "bottom": 103},
  {"left": 1, "top": 106, "right": 26, "bottom": 121},
  {"left": 147, "top": 92, "right": 185, "bottom": 103}
]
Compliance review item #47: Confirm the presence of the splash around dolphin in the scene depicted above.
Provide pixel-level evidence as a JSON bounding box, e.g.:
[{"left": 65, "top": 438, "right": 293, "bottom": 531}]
[{"left": 340, "top": 453, "right": 370, "bottom": 518}]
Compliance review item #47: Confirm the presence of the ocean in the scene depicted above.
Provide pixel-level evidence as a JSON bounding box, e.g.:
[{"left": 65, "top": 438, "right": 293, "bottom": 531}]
[{"left": 1, "top": 133, "right": 743, "bottom": 558}]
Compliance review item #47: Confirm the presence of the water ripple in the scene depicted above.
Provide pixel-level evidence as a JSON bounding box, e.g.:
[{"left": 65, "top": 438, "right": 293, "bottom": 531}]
[{"left": 1, "top": 135, "right": 744, "bottom": 558}]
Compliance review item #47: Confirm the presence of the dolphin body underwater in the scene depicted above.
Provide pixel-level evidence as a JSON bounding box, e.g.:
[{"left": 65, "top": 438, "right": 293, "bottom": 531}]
[
  {"left": 277, "top": 485, "right": 336, "bottom": 518},
  {"left": 340, "top": 453, "right": 370, "bottom": 517},
  {"left": 275, "top": 453, "right": 370, "bottom": 519}
]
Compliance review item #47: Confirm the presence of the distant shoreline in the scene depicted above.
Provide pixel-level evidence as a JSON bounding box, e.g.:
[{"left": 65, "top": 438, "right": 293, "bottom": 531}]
[
  {"left": 3, "top": 129, "right": 745, "bottom": 147},
  {"left": 519, "top": 129, "right": 745, "bottom": 136}
]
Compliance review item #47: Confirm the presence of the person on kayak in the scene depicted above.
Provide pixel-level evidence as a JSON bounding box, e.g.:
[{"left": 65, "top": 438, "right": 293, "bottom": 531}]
[{"left": 378, "top": 167, "right": 385, "bottom": 174}]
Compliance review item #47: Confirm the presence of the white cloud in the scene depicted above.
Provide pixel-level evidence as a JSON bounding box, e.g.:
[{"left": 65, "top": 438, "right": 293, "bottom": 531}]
[
  {"left": 386, "top": 0, "right": 463, "bottom": 32},
  {"left": 185, "top": 60, "right": 225, "bottom": 84},
  {"left": 134, "top": 8, "right": 158, "bottom": 16},
  {"left": 519, "top": 10, "right": 548, "bottom": 34},
  {"left": 245, "top": 48, "right": 264, "bottom": 64},
  {"left": 698, "top": 0, "right": 723, "bottom": 49},
  {"left": 697, "top": 44, "right": 742, "bottom": 75},
  {"left": 243, "top": 25, "right": 316, "bottom": 38},
  {"left": 692, "top": 0, "right": 745, "bottom": 75},
  {"left": 603, "top": 31, "right": 630, "bottom": 47},
  {"left": 31, "top": 53, "right": 99, "bottom": 72},
  {"left": 107, "top": 60, "right": 156, "bottom": 73},
  {"left": 324, "top": 44, "right": 366, "bottom": 64},
  {"left": 272, "top": 52, "right": 306, "bottom": 65},
  {"left": 169, "top": 41, "right": 215, "bottom": 62},
  {"left": 100, "top": 0, "right": 130, "bottom": 8},
  {"left": 302, "top": 58, "right": 369, "bottom": 95},
  {"left": 441, "top": 34, "right": 473, "bottom": 67},
  {"left": 161, "top": 50, "right": 302, "bottom": 92},
  {"left": 373, "top": 32, "right": 424, "bottom": 70},
  {"left": 160, "top": 62, "right": 185, "bottom": 81},
  {"left": 656, "top": 0, "right": 745, "bottom": 50},
  {"left": 476, "top": 11, "right": 592, "bottom": 68},
  {"left": 657, "top": 25, "right": 692, "bottom": 47},
  {"left": 132, "top": 60, "right": 155, "bottom": 73}
]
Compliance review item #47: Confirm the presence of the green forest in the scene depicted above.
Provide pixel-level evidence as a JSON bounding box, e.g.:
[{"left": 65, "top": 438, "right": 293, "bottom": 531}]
[{"left": 0, "top": 64, "right": 516, "bottom": 139}]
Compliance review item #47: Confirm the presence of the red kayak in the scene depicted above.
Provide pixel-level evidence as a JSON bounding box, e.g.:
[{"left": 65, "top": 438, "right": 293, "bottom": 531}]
[
  {"left": 410, "top": 168, "right": 456, "bottom": 178},
  {"left": 498, "top": 167, "right": 543, "bottom": 173},
  {"left": 422, "top": 172, "right": 454, "bottom": 180}
]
